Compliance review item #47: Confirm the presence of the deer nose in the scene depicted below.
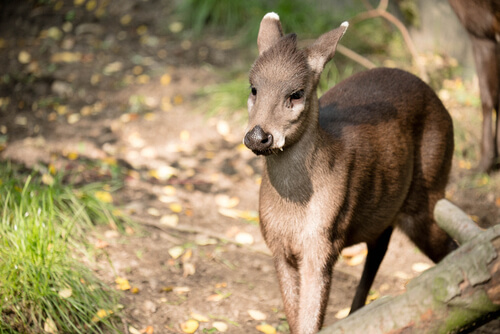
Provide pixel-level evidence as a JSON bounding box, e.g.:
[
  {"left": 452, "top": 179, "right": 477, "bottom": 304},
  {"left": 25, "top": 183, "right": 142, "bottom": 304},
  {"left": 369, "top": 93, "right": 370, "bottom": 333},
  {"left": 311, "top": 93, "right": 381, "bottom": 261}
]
[{"left": 244, "top": 125, "right": 273, "bottom": 154}]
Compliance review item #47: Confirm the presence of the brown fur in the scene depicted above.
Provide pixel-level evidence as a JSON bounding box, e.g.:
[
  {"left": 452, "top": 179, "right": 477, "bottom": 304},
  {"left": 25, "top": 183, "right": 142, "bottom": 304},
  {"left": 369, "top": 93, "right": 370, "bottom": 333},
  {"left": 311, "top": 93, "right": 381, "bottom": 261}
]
[
  {"left": 244, "top": 14, "right": 458, "bottom": 334},
  {"left": 448, "top": 0, "right": 500, "bottom": 172}
]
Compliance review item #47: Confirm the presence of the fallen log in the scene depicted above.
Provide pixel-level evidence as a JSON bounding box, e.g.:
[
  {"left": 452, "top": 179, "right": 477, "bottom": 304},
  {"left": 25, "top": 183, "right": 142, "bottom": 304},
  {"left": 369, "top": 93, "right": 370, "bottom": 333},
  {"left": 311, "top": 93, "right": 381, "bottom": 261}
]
[{"left": 319, "top": 199, "right": 500, "bottom": 333}]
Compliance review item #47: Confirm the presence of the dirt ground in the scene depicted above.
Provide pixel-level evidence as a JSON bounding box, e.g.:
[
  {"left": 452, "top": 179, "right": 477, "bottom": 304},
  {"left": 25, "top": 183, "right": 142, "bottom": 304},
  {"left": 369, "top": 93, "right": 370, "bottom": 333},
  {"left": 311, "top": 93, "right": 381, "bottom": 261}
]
[{"left": 1, "top": 1, "right": 499, "bottom": 333}]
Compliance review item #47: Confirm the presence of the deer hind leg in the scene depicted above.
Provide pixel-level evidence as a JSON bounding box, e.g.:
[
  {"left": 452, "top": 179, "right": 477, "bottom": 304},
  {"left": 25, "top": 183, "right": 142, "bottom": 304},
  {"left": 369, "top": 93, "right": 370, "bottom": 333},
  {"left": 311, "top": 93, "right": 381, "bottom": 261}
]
[{"left": 350, "top": 226, "right": 393, "bottom": 314}]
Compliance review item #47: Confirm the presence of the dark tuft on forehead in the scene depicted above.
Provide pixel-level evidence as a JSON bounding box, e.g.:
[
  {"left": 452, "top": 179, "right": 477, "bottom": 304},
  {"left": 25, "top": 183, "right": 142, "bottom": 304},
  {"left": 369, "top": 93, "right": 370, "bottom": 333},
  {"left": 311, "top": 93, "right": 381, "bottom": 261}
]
[{"left": 250, "top": 33, "right": 310, "bottom": 87}]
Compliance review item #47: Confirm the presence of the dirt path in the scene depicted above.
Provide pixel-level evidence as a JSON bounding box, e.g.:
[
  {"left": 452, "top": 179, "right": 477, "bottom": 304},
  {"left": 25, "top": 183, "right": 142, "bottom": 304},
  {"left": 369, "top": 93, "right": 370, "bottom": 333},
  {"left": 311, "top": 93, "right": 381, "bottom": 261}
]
[{"left": 1, "top": 1, "right": 499, "bottom": 333}]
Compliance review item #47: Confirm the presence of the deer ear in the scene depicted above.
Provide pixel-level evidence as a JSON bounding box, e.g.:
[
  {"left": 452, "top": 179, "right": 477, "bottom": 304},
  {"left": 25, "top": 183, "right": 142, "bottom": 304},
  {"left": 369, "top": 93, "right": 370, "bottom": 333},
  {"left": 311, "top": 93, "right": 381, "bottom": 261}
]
[
  {"left": 257, "top": 12, "right": 284, "bottom": 55},
  {"left": 307, "top": 22, "right": 349, "bottom": 75}
]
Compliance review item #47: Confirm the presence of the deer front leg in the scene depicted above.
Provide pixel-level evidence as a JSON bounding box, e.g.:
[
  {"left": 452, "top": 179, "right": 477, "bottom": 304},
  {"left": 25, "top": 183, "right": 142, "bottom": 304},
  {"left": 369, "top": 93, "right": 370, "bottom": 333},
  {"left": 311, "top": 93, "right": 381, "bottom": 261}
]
[
  {"left": 273, "top": 254, "right": 300, "bottom": 331},
  {"left": 296, "top": 246, "right": 337, "bottom": 334}
]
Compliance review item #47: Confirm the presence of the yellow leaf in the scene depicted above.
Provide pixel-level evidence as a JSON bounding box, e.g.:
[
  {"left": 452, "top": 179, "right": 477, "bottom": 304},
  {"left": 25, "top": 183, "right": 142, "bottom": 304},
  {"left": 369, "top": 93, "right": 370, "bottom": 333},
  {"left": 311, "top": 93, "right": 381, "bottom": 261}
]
[
  {"left": 180, "top": 130, "right": 190, "bottom": 141},
  {"left": 212, "top": 322, "right": 228, "bottom": 332},
  {"left": 92, "top": 309, "right": 113, "bottom": 322},
  {"left": 120, "top": 14, "right": 132, "bottom": 25},
  {"left": 18, "top": 51, "right": 31, "bottom": 64},
  {"left": 344, "top": 253, "right": 366, "bottom": 266},
  {"left": 131, "top": 287, "right": 140, "bottom": 294},
  {"left": 132, "top": 65, "right": 143, "bottom": 75},
  {"left": 161, "top": 97, "right": 172, "bottom": 112},
  {"left": 367, "top": 289, "right": 380, "bottom": 302},
  {"left": 162, "top": 185, "right": 176, "bottom": 196},
  {"left": 182, "top": 248, "right": 193, "bottom": 262},
  {"left": 115, "top": 277, "right": 131, "bottom": 290},
  {"left": 55, "top": 105, "right": 68, "bottom": 115},
  {"left": 248, "top": 309, "right": 267, "bottom": 321},
  {"left": 44, "top": 318, "right": 58, "bottom": 333},
  {"left": 48, "top": 163, "right": 56, "bottom": 175},
  {"left": 183, "top": 263, "right": 196, "bottom": 277},
  {"left": 144, "top": 326, "right": 154, "bottom": 334},
  {"left": 58, "top": 287, "right": 72, "bottom": 298},
  {"left": 147, "top": 207, "right": 160, "bottom": 216},
  {"left": 74, "top": 0, "right": 85, "bottom": 6},
  {"left": 412, "top": 262, "right": 432, "bottom": 273},
  {"left": 168, "top": 246, "right": 184, "bottom": 259},
  {"left": 160, "top": 214, "right": 179, "bottom": 227},
  {"left": 144, "top": 112, "right": 156, "bottom": 121},
  {"left": 67, "top": 152, "right": 79, "bottom": 160},
  {"left": 180, "top": 319, "right": 199, "bottom": 333},
  {"left": 86, "top": 0, "right": 97, "bottom": 11},
  {"left": 334, "top": 307, "right": 350, "bottom": 319},
  {"left": 42, "top": 173, "right": 54, "bottom": 186},
  {"left": 50, "top": 52, "right": 82, "bottom": 63},
  {"left": 256, "top": 324, "right": 276, "bottom": 334},
  {"left": 136, "top": 25, "right": 148, "bottom": 35},
  {"left": 173, "top": 95, "right": 184, "bottom": 105},
  {"left": 161, "top": 74, "right": 172, "bottom": 86},
  {"left": 67, "top": 113, "right": 80, "bottom": 124},
  {"left": 136, "top": 74, "right": 150, "bottom": 84},
  {"left": 190, "top": 313, "right": 209, "bottom": 322},
  {"left": 169, "top": 203, "right": 183, "bottom": 213},
  {"left": 215, "top": 194, "right": 239, "bottom": 208},
  {"left": 95, "top": 191, "right": 113, "bottom": 203}
]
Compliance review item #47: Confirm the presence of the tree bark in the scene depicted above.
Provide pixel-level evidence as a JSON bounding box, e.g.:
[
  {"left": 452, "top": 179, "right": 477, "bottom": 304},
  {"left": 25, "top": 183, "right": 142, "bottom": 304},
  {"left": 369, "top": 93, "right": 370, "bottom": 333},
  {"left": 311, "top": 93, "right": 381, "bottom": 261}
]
[{"left": 319, "top": 200, "right": 500, "bottom": 334}]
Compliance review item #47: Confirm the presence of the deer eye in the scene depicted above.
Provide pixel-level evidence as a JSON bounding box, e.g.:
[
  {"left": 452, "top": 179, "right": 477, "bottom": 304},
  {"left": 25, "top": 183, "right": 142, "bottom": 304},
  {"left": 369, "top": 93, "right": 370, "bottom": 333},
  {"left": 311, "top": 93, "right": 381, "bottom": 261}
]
[
  {"left": 290, "top": 90, "right": 304, "bottom": 100},
  {"left": 251, "top": 86, "right": 257, "bottom": 96}
]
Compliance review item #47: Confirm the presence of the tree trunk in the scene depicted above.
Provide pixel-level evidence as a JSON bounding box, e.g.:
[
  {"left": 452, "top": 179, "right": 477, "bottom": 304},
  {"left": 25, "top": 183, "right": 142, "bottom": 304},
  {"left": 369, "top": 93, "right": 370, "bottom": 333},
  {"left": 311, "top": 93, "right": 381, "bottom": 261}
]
[{"left": 319, "top": 200, "right": 500, "bottom": 334}]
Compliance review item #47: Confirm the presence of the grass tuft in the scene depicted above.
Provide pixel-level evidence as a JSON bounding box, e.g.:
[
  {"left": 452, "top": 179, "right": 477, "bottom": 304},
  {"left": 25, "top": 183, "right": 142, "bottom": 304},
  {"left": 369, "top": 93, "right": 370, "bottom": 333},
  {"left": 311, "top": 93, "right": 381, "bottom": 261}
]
[{"left": 0, "top": 162, "right": 127, "bottom": 334}]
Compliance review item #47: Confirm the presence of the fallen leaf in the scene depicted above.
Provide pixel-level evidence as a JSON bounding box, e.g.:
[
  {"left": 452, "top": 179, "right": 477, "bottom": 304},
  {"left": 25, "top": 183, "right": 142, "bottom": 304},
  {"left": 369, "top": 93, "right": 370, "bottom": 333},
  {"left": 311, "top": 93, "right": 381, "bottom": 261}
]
[
  {"left": 212, "top": 322, "right": 228, "bottom": 332},
  {"left": 256, "top": 324, "right": 276, "bottom": 334},
  {"left": 180, "top": 130, "right": 190, "bottom": 141},
  {"left": 129, "top": 326, "right": 142, "bottom": 334},
  {"left": 367, "top": 289, "right": 380, "bottom": 302},
  {"left": 136, "top": 25, "right": 148, "bottom": 35},
  {"left": 58, "top": 288, "right": 72, "bottom": 298},
  {"left": 235, "top": 232, "right": 254, "bottom": 245},
  {"left": 86, "top": 0, "right": 97, "bottom": 11},
  {"left": 47, "top": 26, "right": 63, "bottom": 40},
  {"left": 248, "top": 309, "right": 267, "bottom": 321},
  {"left": 67, "top": 152, "right": 79, "bottom": 160},
  {"left": 169, "top": 203, "right": 183, "bottom": 213},
  {"left": 334, "top": 307, "right": 350, "bottom": 319},
  {"left": 173, "top": 95, "right": 184, "bottom": 105},
  {"left": 215, "top": 194, "right": 239, "bottom": 208},
  {"left": 131, "top": 287, "right": 140, "bottom": 294},
  {"left": 168, "top": 246, "right": 184, "bottom": 259},
  {"left": 92, "top": 309, "right": 113, "bottom": 322},
  {"left": 103, "top": 61, "right": 123, "bottom": 75},
  {"left": 160, "top": 214, "right": 179, "bottom": 227},
  {"left": 180, "top": 319, "right": 199, "bottom": 333},
  {"left": 147, "top": 207, "right": 160, "bottom": 216},
  {"left": 183, "top": 263, "right": 196, "bottom": 277},
  {"left": 182, "top": 249, "right": 193, "bottom": 262},
  {"left": 161, "top": 74, "right": 172, "bottom": 86},
  {"left": 206, "top": 294, "right": 223, "bottom": 302},
  {"left": 344, "top": 253, "right": 366, "bottom": 266},
  {"left": 169, "top": 22, "right": 183, "bottom": 33},
  {"left": 95, "top": 239, "right": 109, "bottom": 249},
  {"left": 50, "top": 52, "right": 81, "bottom": 63},
  {"left": 115, "top": 277, "right": 131, "bottom": 290},
  {"left": 195, "top": 235, "right": 217, "bottom": 246},
  {"left": 173, "top": 286, "right": 190, "bottom": 294},
  {"left": 412, "top": 262, "right": 432, "bottom": 273},
  {"left": 95, "top": 191, "right": 113, "bottom": 203},
  {"left": 216, "top": 120, "right": 230, "bottom": 137},
  {"left": 44, "top": 318, "right": 58, "bottom": 333},
  {"left": 18, "top": 51, "right": 31, "bottom": 64},
  {"left": 190, "top": 312, "right": 209, "bottom": 322},
  {"left": 67, "top": 113, "right": 80, "bottom": 124},
  {"left": 495, "top": 197, "right": 500, "bottom": 208},
  {"left": 143, "top": 325, "right": 154, "bottom": 334},
  {"left": 42, "top": 173, "right": 54, "bottom": 186}
]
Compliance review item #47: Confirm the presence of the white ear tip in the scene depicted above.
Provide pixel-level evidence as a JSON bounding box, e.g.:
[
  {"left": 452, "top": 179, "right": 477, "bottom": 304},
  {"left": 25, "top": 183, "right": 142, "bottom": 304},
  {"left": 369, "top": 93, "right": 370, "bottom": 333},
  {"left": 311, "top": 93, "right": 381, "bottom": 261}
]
[
  {"left": 264, "top": 12, "right": 280, "bottom": 20},
  {"left": 341, "top": 21, "right": 349, "bottom": 28}
]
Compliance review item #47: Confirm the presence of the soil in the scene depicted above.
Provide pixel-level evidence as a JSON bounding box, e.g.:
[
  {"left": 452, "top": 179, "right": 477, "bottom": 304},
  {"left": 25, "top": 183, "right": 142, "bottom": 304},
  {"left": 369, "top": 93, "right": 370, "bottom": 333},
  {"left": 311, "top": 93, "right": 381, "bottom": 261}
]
[{"left": 0, "top": 1, "right": 499, "bottom": 333}]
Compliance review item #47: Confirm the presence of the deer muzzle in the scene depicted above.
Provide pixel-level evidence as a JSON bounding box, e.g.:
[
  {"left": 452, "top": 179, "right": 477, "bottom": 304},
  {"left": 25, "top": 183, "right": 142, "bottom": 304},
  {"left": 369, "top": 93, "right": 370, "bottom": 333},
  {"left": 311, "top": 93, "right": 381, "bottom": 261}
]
[{"left": 244, "top": 125, "right": 274, "bottom": 155}]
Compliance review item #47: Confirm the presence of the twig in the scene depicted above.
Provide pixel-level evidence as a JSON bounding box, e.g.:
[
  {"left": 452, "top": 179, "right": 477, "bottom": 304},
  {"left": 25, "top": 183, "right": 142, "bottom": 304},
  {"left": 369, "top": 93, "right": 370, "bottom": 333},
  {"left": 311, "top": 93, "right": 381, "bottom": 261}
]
[
  {"left": 349, "top": 0, "right": 429, "bottom": 82},
  {"left": 337, "top": 44, "right": 377, "bottom": 69}
]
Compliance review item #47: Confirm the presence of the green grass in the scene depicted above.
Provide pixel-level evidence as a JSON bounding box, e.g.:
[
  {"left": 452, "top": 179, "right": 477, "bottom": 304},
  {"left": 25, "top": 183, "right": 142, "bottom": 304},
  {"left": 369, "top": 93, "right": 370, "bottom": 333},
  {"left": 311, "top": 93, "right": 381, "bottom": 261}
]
[{"left": 0, "top": 162, "right": 128, "bottom": 334}]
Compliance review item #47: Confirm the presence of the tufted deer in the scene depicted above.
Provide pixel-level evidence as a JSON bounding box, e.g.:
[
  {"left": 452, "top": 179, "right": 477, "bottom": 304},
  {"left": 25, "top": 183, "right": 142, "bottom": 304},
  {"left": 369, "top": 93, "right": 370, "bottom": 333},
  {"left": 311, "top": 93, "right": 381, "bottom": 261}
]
[
  {"left": 448, "top": 0, "right": 500, "bottom": 172},
  {"left": 244, "top": 13, "right": 458, "bottom": 334}
]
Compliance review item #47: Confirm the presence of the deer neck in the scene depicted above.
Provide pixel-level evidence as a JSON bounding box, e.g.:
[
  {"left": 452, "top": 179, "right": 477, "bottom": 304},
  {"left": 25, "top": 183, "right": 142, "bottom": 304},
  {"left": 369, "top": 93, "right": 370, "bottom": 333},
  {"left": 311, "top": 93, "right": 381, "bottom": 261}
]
[{"left": 263, "top": 102, "right": 325, "bottom": 204}]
